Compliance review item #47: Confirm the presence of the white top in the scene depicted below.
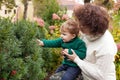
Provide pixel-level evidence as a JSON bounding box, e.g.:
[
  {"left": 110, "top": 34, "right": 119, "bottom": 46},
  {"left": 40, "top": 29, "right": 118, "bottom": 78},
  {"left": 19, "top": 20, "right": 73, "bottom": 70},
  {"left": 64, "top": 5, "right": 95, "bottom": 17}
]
[
  {"left": 74, "top": 30, "right": 117, "bottom": 80},
  {"left": 75, "top": 0, "right": 84, "bottom": 5}
]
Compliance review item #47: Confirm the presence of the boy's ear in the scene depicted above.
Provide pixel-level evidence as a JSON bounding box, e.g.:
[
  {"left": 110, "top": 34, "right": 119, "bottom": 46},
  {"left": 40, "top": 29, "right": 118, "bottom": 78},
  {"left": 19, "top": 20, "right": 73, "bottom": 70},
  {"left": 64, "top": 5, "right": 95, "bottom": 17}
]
[{"left": 73, "top": 34, "right": 76, "bottom": 38}]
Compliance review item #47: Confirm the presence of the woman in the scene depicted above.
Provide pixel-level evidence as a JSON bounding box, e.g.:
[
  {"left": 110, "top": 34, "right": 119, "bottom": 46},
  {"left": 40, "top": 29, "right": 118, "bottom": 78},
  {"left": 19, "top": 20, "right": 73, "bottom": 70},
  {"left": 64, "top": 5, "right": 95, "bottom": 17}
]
[
  {"left": 50, "top": 3, "right": 117, "bottom": 80},
  {"left": 62, "top": 3, "right": 117, "bottom": 80}
]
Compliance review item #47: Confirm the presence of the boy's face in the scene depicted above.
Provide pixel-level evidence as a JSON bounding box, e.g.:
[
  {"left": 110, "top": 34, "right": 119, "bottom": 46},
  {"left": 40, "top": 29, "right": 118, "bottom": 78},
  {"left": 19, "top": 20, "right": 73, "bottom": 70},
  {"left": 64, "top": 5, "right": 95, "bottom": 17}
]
[{"left": 60, "top": 31, "right": 76, "bottom": 42}]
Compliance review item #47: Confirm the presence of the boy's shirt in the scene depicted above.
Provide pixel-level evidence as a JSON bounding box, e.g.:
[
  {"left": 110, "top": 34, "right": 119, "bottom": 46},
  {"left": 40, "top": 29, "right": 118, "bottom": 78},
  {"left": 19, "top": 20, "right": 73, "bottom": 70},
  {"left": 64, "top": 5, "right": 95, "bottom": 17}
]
[{"left": 42, "top": 37, "right": 86, "bottom": 67}]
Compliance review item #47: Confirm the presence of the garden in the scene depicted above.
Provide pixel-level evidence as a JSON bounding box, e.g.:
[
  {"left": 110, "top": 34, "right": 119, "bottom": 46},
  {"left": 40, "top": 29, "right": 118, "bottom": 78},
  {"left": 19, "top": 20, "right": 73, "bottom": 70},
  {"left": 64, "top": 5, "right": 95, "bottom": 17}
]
[{"left": 0, "top": 0, "right": 120, "bottom": 80}]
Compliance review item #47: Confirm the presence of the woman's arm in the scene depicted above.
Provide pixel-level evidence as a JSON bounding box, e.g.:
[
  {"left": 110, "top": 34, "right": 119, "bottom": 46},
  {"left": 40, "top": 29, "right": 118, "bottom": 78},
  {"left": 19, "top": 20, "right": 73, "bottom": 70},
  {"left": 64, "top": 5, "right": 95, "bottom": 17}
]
[
  {"left": 74, "top": 56, "right": 105, "bottom": 80},
  {"left": 63, "top": 49, "right": 115, "bottom": 80}
]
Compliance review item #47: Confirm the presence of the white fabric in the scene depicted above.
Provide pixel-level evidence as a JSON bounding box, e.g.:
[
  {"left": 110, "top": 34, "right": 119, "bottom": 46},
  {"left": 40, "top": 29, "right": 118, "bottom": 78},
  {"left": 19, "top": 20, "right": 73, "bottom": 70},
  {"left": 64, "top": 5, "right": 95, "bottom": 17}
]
[
  {"left": 75, "top": 0, "right": 84, "bottom": 5},
  {"left": 74, "top": 30, "right": 117, "bottom": 80}
]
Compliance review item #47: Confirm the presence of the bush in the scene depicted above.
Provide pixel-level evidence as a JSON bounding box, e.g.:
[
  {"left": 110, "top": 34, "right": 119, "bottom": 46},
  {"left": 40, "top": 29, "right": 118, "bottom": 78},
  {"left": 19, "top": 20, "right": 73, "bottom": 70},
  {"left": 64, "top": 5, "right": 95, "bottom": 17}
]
[
  {"left": 0, "top": 18, "right": 47, "bottom": 80},
  {"left": 111, "top": 3, "right": 120, "bottom": 80}
]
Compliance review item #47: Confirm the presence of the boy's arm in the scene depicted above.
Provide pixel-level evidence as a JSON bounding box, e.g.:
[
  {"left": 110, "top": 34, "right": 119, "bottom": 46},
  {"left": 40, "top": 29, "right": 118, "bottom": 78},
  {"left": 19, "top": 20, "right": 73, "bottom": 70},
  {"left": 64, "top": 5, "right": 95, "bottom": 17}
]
[{"left": 41, "top": 38, "right": 63, "bottom": 47}]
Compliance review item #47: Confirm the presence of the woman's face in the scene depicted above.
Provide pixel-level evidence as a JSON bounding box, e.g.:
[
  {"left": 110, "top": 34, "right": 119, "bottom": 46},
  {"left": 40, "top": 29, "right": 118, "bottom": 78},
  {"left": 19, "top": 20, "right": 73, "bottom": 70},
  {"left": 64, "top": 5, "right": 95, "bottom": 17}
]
[{"left": 79, "top": 25, "right": 90, "bottom": 35}]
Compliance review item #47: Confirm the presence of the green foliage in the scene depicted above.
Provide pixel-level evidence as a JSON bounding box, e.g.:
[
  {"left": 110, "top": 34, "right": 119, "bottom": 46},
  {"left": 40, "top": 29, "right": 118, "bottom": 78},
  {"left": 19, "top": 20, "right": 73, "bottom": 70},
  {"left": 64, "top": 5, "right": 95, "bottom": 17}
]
[
  {"left": 41, "top": 48, "right": 62, "bottom": 72},
  {"left": 112, "top": 11, "right": 120, "bottom": 28},
  {"left": 0, "top": 18, "right": 47, "bottom": 80},
  {"left": 0, "top": 18, "right": 64, "bottom": 79},
  {"left": 111, "top": 9, "right": 120, "bottom": 80},
  {"left": 44, "top": 12, "right": 68, "bottom": 76},
  {"left": 93, "top": 0, "right": 114, "bottom": 10},
  {"left": 114, "top": 54, "right": 120, "bottom": 80},
  {"left": 33, "top": 0, "right": 62, "bottom": 25},
  {"left": 31, "top": 1, "right": 68, "bottom": 76}
]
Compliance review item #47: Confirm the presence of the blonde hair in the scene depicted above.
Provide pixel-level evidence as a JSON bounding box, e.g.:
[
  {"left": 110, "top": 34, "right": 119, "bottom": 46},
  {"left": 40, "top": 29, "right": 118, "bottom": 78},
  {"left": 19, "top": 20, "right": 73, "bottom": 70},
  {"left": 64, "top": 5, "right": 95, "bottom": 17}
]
[{"left": 60, "top": 19, "right": 80, "bottom": 36}]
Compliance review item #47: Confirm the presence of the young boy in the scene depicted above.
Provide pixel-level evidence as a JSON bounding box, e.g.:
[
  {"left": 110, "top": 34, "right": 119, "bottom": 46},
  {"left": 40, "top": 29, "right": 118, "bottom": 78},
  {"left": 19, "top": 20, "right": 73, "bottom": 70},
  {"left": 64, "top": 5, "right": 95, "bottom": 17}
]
[{"left": 36, "top": 19, "right": 86, "bottom": 80}]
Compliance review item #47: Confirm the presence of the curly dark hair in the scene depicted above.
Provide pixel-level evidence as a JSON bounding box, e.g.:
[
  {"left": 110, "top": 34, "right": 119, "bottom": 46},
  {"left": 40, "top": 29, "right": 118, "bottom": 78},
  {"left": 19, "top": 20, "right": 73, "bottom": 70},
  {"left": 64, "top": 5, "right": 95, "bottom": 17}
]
[{"left": 73, "top": 3, "right": 109, "bottom": 36}]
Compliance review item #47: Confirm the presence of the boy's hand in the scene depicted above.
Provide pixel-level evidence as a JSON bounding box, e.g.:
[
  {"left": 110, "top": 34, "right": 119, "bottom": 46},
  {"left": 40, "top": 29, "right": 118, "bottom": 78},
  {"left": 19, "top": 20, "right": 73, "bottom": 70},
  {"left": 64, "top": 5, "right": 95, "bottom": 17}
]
[{"left": 36, "top": 39, "right": 44, "bottom": 46}]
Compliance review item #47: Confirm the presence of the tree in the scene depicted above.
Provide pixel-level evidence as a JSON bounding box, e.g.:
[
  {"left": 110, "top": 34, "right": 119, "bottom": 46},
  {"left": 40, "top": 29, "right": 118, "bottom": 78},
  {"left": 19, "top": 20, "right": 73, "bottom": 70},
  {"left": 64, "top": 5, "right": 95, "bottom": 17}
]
[
  {"left": 84, "top": 0, "right": 91, "bottom": 3},
  {"left": 21, "top": 0, "right": 32, "bottom": 19},
  {"left": 32, "top": 0, "right": 61, "bottom": 24},
  {"left": 0, "top": 18, "right": 47, "bottom": 80}
]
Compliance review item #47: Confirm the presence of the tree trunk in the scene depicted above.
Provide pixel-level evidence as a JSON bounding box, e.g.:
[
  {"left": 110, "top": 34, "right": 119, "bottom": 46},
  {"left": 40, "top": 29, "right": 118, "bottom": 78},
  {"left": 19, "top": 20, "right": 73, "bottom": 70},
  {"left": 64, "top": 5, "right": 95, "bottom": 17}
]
[
  {"left": 23, "top": 1, "right": 28, "bottom": 19},
  {"left": 84, "top": 0, "right": 91, "bottom": 3},
  {"left": 103, "top": 0, "right": 109, "bottom": 5}
]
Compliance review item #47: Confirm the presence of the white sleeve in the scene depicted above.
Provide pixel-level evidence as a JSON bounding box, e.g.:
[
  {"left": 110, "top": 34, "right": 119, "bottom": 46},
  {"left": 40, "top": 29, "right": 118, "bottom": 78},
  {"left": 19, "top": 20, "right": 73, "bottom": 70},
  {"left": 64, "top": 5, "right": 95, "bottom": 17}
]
[
  {"left": 74, "top": 52, "right": 115, "bottom": 80},
  {"left": 75, "top": 0, "right": 84, "bottom": 5},
  {"left": 74, "top": 56, "right": 104, "bottom": 80}
]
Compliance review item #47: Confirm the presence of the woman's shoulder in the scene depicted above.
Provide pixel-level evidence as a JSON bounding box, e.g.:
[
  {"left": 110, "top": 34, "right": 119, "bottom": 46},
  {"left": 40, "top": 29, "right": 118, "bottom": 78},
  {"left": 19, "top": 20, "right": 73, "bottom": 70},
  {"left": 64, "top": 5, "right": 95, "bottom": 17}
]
[
  {"left": 96, "top": 30, "right": 117, "bottom": 54},
  {"left": 100, "top": 30, "right": 115, "bottom": 44},
  {"left": 89, "top": 30, "right": 115, "bottom": 44},
  {"left": 85, "top": 30, "right": 117, "bottom": 52}
]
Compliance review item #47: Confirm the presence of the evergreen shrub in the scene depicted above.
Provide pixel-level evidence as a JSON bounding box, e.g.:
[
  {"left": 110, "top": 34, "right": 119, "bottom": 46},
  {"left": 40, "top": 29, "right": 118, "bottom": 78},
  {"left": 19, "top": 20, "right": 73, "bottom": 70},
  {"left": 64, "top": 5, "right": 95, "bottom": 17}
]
[{"left": 0, "top": 18, "right": 47, "bottom": 80}]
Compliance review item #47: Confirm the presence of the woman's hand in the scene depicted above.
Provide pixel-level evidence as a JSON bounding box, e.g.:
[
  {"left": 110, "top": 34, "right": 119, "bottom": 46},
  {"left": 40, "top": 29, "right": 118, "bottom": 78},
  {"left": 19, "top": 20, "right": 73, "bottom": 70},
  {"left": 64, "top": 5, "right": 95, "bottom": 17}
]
[{"left": 62, "top": 49, "right": 77, "bottom": 61}]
